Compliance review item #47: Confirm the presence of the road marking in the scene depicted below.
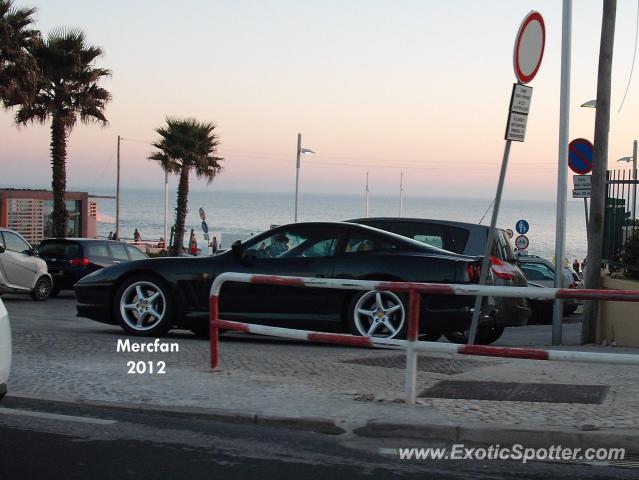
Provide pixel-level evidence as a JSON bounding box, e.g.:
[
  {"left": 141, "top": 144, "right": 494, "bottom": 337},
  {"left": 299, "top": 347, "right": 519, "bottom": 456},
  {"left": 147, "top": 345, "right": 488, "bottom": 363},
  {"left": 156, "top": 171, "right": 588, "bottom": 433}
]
[{"left": 0, "top": 407, "right": 117, "bottom": 425}]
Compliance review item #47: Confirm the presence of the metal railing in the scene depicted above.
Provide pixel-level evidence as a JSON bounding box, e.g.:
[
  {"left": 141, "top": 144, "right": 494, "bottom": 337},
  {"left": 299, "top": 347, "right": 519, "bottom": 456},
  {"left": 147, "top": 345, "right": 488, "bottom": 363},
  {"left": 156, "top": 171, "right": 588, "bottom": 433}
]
[{"left": 209, "top": 273, "right": 639, "bottom": 404}]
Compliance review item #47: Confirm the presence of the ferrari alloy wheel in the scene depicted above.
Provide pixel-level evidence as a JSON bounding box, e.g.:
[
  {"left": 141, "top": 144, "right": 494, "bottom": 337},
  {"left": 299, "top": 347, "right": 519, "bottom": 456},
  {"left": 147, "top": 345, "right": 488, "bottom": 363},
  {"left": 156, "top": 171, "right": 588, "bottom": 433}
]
[
  {"left": 349, "top": 290, "right": 407, "bottom": 339},
  {"left": 115, "top": 276, "right": 172, "bottom": 336}
]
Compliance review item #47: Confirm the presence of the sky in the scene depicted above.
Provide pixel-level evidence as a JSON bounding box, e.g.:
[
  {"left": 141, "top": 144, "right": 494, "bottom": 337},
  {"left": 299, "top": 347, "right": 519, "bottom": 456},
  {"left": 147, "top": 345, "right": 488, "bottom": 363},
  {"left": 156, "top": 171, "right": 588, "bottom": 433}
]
[{"left": 1, "top": 0, "right": 639, "bottom": 200}]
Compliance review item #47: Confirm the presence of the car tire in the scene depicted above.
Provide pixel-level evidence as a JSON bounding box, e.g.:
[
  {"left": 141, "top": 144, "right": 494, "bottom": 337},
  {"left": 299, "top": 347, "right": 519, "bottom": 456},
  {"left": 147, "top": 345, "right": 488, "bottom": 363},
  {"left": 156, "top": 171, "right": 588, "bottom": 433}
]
[
  {"left": 30, "top": 276, "right": 52, "bottom": 301},
  {"left": 114, "top": 275, "right": 173, "bottom": 336},
  {"left": 347, "top": 290, "right": 408, "bottom": 340},
  {"left": 419, "top": 330, "right": 443, "bottom": 342},
  {"left": 444, "top": 326, "right": 505, "bottom": 345},
  {"left": 564, "top": 303, "right": 578, "bottom": 315}
]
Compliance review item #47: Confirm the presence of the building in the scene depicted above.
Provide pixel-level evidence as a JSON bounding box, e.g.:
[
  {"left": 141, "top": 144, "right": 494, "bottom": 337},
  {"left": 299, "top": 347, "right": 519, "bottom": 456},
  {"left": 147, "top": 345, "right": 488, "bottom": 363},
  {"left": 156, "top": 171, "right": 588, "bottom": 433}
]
[{"left": 0, "top": 189, "right": 98, "bottom": 244}]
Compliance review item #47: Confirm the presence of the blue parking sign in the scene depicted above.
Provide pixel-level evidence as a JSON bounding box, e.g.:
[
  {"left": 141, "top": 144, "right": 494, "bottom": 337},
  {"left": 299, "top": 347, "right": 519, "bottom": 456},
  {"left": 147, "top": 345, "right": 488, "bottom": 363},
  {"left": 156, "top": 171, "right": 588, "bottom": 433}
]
[{"left": 515, "top": 219, "right": 529, "bottom": 235}]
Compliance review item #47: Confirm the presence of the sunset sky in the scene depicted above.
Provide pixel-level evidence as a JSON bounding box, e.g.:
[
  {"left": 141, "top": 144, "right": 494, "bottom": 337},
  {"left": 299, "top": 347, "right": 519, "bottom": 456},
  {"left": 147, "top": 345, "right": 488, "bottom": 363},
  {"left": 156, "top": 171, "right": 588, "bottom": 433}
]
[{"left": 2, "top": 0, "right": 639, "bottom": 200}]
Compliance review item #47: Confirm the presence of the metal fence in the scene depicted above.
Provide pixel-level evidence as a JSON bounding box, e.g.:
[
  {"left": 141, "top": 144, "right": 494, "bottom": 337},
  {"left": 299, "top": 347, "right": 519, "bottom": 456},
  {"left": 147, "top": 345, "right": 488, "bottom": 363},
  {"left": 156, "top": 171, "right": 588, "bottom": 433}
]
[{"left": 604, "top": 169, "right": 639, "bottom": 276}]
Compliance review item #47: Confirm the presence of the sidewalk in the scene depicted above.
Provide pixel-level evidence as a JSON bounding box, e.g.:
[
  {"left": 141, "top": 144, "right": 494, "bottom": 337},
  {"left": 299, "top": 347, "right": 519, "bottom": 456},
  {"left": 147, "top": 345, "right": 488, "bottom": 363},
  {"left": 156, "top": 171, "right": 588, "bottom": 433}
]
[{"left": 5, "top": 295, "right": 639, "bottom": 451}]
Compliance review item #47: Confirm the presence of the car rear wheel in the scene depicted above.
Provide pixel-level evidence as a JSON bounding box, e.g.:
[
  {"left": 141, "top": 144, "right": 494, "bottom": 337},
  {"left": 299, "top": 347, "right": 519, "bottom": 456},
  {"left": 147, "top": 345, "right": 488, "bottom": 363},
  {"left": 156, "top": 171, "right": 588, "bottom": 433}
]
[
  {"left": 30, "top": 276, "right": 51, "bottom": 301},
  {"left": 444, "top": 326, "right": 505, "bottom": 345},
  {"left": 348, "top": 290, "right": 407, "bottom": 340},
  {"left": 114, "top": 275, "right": 173, "bottom": 336}
]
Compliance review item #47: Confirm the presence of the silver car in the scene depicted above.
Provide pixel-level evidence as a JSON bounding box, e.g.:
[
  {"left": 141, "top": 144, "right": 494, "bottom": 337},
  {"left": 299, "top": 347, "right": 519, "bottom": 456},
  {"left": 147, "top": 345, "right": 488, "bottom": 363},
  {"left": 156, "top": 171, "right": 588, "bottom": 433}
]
[
  {"left": 0, "top": 228, "right": 52, "bottom": 301},
  {"left": 517, "top": 255, "right": 579, "bottom": 316},
  {"left": 0, "top": 298, "right": 10, "bottom": 399}
]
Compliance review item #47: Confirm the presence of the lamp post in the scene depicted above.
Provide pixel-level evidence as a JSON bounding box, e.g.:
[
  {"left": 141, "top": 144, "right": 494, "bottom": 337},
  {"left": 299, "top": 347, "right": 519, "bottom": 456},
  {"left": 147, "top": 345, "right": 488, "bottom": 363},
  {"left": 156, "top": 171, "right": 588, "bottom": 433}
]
[
  {"left": 294, "top": 133, "right": 315, "bottom": 222},
  {"left": 115, "top": 135, "right": 121, "bottom": 240},
  {"left": 617, "top": 139, "right": 638, "bottom": 223},
  {"left": 164, "top": 169, "right": 169, "bottom": 245}
]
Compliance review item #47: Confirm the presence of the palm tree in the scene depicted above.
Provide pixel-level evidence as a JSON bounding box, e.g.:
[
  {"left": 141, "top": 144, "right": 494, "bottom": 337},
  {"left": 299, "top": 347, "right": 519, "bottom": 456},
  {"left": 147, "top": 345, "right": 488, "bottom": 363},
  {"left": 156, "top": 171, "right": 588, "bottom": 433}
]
[
  {"left": 149, "top": 118, "right": 223, "bottom": 255},
  {"left": 0, "top": 0, "right": 40, "bottom": 106},
  {"left": 6, "top": 28, "right": 111, "bottom": 237}
]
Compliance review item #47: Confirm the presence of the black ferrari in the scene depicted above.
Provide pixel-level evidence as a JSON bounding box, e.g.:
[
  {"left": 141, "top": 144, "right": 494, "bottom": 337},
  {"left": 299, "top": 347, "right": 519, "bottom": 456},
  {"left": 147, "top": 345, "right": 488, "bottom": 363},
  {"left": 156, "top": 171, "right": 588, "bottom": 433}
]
[{"left": 75, "top": 222, "right": 496, "bottom": 340}]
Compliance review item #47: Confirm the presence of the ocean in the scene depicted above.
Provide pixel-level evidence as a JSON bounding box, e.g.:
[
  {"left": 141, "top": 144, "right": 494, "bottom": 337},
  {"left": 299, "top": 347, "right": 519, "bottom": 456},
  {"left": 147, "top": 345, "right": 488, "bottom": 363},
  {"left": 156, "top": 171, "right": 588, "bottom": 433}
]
[{"left": 91, "top": 188, "right": 589, "bottom": 263}]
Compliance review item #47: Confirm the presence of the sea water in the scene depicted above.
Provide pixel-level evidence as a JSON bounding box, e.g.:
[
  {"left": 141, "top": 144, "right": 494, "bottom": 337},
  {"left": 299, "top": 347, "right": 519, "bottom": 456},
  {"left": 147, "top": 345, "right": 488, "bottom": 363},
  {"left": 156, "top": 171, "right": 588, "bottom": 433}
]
[{"left": 91, "top": 188, "right": 589, "bottom": 263}]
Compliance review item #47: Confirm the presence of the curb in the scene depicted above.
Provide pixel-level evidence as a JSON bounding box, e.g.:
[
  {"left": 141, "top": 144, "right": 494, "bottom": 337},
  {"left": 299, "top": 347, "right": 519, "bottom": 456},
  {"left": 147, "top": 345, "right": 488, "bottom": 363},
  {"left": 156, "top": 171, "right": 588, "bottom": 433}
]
[
  {"left": 355, "top": 420, "right": 639, "bottom": 453},
  {"left": 4, "top": 393, "right": 345, "bottom": 436},
  {"left": 6, "top": 393, "right": 639, "bottom": 451}
]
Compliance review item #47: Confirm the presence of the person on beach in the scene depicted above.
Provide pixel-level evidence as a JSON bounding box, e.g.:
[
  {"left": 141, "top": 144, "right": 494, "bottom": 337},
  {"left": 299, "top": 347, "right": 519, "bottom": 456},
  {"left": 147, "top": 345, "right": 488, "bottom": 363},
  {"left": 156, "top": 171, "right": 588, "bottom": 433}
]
[
  {"left": 134, "top": 229, "right": 142, "bottom": 243},
  {"left": 210, "top": 236, "right": 218, "bottom": 254},
  {"left": 189, "top": 231, "right": 198, "bottom": 256},
  {"left": 573, "top": 259, "right": 580, "bottom": 274},
  {"left": 108, "top": 231, "right": 113, "bottom": 240}
]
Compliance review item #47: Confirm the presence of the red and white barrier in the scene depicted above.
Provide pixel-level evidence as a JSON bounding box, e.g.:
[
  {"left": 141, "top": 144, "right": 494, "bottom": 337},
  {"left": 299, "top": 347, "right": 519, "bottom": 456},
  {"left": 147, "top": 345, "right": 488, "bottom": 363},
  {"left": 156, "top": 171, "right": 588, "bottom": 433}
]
[{"left": 209, "top": 273, "right": 639, "bottom": 404}]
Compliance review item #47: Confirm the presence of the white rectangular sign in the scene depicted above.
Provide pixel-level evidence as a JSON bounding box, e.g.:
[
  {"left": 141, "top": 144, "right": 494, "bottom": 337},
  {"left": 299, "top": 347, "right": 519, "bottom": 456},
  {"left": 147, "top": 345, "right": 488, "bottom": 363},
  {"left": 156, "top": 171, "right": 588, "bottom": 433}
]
[
  {"left": 573, "top": 175, "right": 592, "bottom": 189},
  {"left": 505, "top": 112, "right": 528, "bottom": 142},
  {"left": 573, "top": 188, "right": 591, "bottom": 198},
  {"left": 510, "top": 84, "right": 533, "bottom": 115}
]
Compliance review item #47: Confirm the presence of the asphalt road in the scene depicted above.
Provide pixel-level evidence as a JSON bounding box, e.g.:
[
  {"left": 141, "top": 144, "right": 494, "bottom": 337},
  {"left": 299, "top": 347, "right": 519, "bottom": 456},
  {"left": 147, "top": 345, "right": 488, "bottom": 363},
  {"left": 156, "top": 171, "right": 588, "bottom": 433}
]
[{"left": 0, "top": 396, "right": 635, "bottom": 480}]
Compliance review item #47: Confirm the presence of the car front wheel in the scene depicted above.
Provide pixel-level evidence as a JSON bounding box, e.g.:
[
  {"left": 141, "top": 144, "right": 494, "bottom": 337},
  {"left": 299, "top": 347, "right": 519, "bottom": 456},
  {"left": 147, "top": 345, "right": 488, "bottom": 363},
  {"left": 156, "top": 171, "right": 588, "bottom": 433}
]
[
  {"left": 114, "top": 275, "right": 173, "bottom": 336},
  {"left": 30, "top": 276, "right": 52, "bottom": 301}
]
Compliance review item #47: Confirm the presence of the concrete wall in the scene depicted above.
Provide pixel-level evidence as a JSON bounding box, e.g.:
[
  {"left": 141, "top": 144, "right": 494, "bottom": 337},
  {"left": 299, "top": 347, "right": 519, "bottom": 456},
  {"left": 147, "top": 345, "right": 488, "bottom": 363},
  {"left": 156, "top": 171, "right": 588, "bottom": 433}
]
[{"left": 597, "top": 276, "right": 639, "bottom": 347}]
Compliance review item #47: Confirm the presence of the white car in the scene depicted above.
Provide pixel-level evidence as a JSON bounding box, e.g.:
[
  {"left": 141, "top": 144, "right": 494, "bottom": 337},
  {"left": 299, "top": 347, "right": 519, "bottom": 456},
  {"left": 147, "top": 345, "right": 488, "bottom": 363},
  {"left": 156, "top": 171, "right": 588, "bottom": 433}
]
[
  {"left": 0, "top": 298, "right": 10, "bottom": 399},
  {"left": 0, "top": 228, "right": 52, "bottom": 301}
]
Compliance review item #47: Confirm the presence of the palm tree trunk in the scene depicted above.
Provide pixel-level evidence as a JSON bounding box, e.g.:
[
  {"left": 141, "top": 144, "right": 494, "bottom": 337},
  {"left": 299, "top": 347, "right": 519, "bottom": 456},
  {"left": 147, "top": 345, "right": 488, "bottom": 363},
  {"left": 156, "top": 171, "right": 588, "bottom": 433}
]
[
  {"left": 171, "top": 165, "right": 190, "bottom": 255},
  {"left": 50, "top": 115, "right": 68, "bottom": 238}
]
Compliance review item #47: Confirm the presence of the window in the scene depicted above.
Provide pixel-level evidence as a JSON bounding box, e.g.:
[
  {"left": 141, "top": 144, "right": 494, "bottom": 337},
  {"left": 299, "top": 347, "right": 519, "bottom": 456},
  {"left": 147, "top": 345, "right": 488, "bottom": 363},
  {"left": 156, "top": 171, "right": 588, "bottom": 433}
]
[
  {"left": 413, "top": 234, "right": 444, "bottom": 249},
  {"left": 244, "top": 227, "right": 344, "bottom": 259},
  {"left": 520, "top": 263, "right": 555, "bottom": 281},
  {"left": 37, "top": 242, "right": 80, "bottom": 258},
  {"left": 109, "top": 243, "right": 130, "bottom": 261},
  {"left": 2, "top": 231, "right": 31, "bottom": 253},
  {"left": 126, "top": 245, "right": 147, "bottom": 261},
  {"left": 86, "top": 243, "right": 110, "bottom": 260},
  {"left": 345, "top": 236, "right": 396, "bottom": 253},
  {"left": 245, "top": 230, "right": 308, "bottom": 259}
]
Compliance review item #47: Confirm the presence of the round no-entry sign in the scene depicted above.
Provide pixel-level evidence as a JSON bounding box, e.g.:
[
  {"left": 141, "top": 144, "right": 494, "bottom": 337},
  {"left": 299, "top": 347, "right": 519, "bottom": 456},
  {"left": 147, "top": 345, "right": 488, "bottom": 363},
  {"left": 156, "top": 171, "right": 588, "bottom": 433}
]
[{"left": 513, "top": 11, "right": 546, "bottom": 84}]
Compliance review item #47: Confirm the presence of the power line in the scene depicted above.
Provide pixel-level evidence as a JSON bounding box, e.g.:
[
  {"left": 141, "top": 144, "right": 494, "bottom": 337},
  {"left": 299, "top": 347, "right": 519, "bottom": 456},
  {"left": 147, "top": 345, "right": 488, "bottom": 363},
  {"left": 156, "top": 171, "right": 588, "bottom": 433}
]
[{"left": 618, "top": 0, "right": 639, "bottom": 113}]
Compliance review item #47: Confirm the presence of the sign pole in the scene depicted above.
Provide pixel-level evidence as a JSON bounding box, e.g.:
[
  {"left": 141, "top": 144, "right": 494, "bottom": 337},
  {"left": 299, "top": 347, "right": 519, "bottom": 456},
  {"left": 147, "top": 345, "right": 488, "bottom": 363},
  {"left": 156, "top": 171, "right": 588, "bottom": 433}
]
[
  {"left": 468, "top": 140, "right": 512, "bottom": 345},
  {"left": 584, "top": 197, "right": 589, "bottom": 228},
  {"left": 552, "top": 0, "right": 572, "bottom": 346},
  {"left": 468, "top": 10, "right": 545, "bottom": 345}
]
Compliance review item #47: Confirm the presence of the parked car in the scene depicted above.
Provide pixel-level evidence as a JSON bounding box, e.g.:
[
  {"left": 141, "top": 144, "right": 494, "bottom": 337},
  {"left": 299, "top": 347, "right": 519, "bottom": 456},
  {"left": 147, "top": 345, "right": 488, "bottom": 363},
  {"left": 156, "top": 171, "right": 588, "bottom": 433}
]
[
  {"left": 348, "top": 217, "right": 531, "bottom": 344},
  {"left": 36, "top": 238, "right": 148, "bottom": 296},
  {"left": 0, "top": 228, "right": 52, "bottom": 301},
  {"left": 516, "top": 255, "right": 579, "bottom": 321},
  {"left": 75, "top": 222, "right": 496, "bottom": 340},
  {"left": 0, "top": 297, "right": 10, "bottom": 399}
]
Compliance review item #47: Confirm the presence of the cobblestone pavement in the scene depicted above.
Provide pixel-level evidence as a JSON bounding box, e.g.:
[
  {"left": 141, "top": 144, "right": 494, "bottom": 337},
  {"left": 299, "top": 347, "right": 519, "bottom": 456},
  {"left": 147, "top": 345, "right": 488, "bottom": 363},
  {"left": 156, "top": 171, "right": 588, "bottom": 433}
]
[{"left": 3, "top": 293, "right": 638, "bottom": 432}]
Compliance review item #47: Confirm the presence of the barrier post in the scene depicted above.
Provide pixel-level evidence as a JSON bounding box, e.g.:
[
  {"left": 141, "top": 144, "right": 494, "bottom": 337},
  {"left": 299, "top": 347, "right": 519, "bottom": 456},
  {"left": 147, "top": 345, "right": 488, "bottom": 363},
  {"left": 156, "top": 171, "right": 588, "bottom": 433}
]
[
  {"left": 405, "top": 289, "right": 420, "bottom": 404},
  {"left": 210, "top": 294, "right": 220, "bottom": 369}
]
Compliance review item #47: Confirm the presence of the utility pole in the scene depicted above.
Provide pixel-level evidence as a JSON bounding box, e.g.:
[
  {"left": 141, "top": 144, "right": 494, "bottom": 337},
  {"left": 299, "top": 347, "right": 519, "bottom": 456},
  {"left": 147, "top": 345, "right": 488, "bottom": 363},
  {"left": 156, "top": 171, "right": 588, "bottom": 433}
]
[
  {"left": 551, "top": 0, "right": 572, "bottom": 345},
  {"left": 115, "top": 135, "right": 121, "bottom": 241},
  {"left": 399, "top": 172, "right": 404, "bottom": 217},
  {"left": 583, "top": 0, "right": 617, "bottom": 344},
  {"left": 365, "top": 172, "right": 369, "bottom": 218},
  {"left": 294, "top": 133, "right": 301, "bottom": 222}
]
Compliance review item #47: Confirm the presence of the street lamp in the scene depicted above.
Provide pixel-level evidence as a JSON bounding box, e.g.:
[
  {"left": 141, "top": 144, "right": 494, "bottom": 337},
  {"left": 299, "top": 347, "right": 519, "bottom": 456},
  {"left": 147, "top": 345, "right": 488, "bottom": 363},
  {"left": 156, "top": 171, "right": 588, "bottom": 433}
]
[
  {"left": 617, "top": 140, "right": 638, "bottom": 222},
  {"left": 294, "top": 133, "right": 315, "bottom": 222},
  {"left": 581, "top": 99, "right": 597, "bottom": 108}
]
